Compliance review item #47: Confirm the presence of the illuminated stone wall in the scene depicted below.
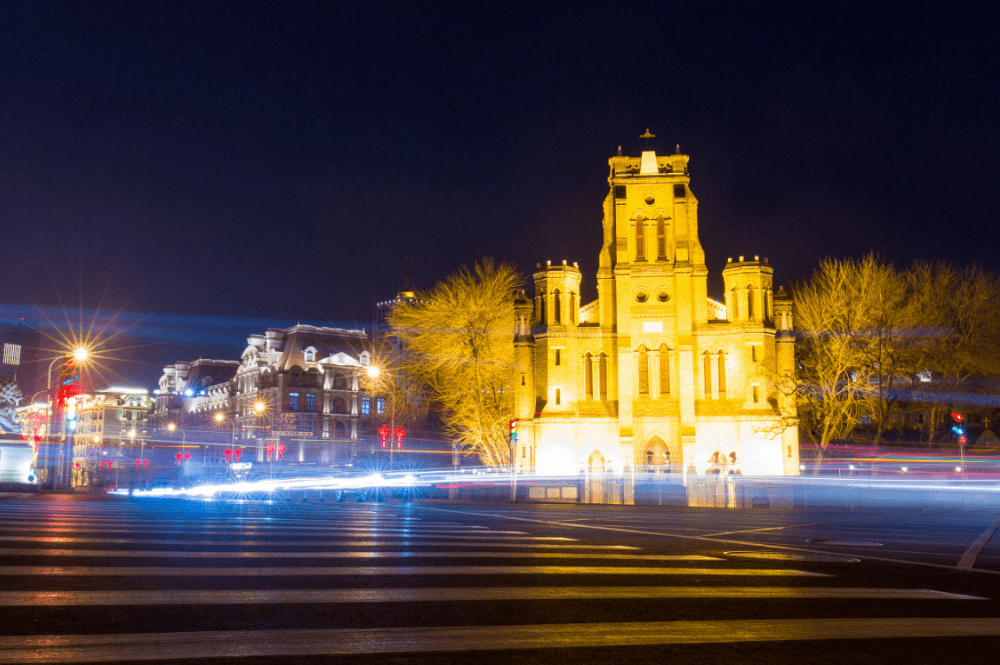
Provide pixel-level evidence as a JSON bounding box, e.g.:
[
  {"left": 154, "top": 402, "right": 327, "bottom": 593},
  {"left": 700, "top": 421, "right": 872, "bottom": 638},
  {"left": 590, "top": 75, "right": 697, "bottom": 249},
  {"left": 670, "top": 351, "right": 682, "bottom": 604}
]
[{"left": 513, "top": 148, "right": 799, "bottom": 492}]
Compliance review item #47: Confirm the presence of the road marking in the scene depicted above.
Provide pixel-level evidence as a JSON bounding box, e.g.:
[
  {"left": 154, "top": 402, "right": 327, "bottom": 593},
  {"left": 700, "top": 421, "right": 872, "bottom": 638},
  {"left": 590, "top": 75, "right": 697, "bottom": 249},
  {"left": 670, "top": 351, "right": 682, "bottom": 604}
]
[
  {"left": 0, "top": 565, "right": 825, "bottom": 577},
  {"left": 0, "top": 548, "right": 712, "bottom": 561},
  {"left": 4, "top": 618, "right": 1000, "bottom": 662},
  {"left": 0, "top": 586, "right": 980, "bottom": 607},
  {"left": 703, "top": 516, "right": 868, "bottom": 537},
  {"left": 0, "top": 524, "right": 532, "bottom": 536},
  {"left": 957, "top": 514, "right": 1000, "bottom": 570},
  {"left": 0, "top": 536, "right": 635, "bottom": 549},
  {"left": 432, "top": 508, "right": 1000, "bottom": 577},
  {"left": 0, "top": 532, "right": 575, "bottom": 541}
]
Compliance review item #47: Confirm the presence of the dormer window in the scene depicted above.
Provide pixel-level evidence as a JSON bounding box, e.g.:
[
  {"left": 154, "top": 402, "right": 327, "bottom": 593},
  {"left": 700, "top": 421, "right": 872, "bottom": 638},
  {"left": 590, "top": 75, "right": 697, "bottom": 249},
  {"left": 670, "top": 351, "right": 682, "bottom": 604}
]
[{"left": 304, "top": 347, "right": 317, "bottom": 363}]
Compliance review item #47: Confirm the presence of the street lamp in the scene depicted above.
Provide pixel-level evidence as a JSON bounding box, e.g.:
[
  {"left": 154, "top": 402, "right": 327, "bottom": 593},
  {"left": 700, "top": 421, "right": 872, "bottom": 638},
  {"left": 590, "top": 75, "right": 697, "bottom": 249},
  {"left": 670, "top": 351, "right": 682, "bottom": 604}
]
[
  {"left": 215, "top": 411, "right": 237, "bottom": 467},
  {"left": 45, "top": 347, "right": 89, "bottom": 489},
  {"left": 167, "top": 422, "right": 187, "bottom": 471}
]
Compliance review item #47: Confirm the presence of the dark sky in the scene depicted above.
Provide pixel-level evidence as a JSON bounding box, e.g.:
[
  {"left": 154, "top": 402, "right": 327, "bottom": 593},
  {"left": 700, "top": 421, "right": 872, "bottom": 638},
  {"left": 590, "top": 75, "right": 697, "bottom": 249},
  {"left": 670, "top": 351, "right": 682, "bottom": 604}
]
[{"left": 2, "top": 1, "right": 998, "bottom": 385}]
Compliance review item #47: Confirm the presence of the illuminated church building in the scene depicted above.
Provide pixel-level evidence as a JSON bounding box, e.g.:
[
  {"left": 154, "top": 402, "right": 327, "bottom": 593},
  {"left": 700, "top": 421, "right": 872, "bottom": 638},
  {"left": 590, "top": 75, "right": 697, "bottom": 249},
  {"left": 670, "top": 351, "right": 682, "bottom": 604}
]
[{"left": 512, "top": 146, "right": 799, "bottom": 478}]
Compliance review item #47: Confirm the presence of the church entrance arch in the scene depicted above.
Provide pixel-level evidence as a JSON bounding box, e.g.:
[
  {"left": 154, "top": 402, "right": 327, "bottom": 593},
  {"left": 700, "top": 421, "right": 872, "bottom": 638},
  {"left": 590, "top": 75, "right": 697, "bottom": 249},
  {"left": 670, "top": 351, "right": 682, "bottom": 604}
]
[
  {"left": 586, "top": 450, "right": 607, "bottom": 504},
  {"left": 642, "top": 436, "right": 671, "bottom": 475}
]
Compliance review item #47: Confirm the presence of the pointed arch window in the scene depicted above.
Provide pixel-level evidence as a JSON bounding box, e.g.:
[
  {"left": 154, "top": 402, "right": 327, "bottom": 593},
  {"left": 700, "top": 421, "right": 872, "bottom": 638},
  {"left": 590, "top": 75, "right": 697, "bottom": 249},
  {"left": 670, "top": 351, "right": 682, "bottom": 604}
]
[
  {"left": 536, "top": 293, "right": 545, "bottom": 325},
  {"left": 747, "top": 284, "right": 756, "bottom": 320},
  {"left": 553, "top": 289, "right": 561, "bottom": 324},
  {"left": 656, "top": 216, "right": 667, "bottom": 260},
  {"left": 637, "top": 345, "right": 649, "bottom": 395},
  {"left": 659, "top": 344, "right": 671, "bottom": 395},
  {"left": 731, "top": 287, "right": 739, "bottom": 320},
  {"left": 718, "top": 352, "right": 727, "bottom": 398},
  {"left": 598, "top": 353, "right": 608, "bottom": 400},
  {"left": 569, "top": 292, "right": 577, "bottom": 324},
  {"left": 584, "top": 352, "right": 593, "bottom": 400},
  {"left": 635, "top": 217, "right": 646, "bottom": 261},
  {"left": 703, "top": 351, "right": 713, "bottom": 398}
]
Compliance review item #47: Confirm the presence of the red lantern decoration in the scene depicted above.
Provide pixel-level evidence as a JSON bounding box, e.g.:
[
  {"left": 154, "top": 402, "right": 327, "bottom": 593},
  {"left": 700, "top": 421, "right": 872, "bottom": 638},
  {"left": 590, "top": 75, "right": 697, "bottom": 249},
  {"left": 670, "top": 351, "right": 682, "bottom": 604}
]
[
  {"left": 143, "top": 459, "right": 149, "bottom": 470},
  {"left": 224, "top": 448, "right": 232, "bottom": 463},
  {"left": 184, "top": 453, "right": 191, "bottom": 463},
  {"left": 379, "top": 424, "right": 390, "bottom": 449},
  {"left": 135, "top": 459, "right": 141, "bottom": 469},
  {"left": 234, "top": 448, "right": 242, "bottom": 462},
  {"left": 277, "top": 443, "right": 286, "bottom": 460},
  {"left": 265, "top": 443, "right": 274, "bottom": 461},
  {"left": 394, "top": 426, "right": 406, "bottom": 450},
  {"left": 175, "top": 453, "right": 182, "bottom": 465}
]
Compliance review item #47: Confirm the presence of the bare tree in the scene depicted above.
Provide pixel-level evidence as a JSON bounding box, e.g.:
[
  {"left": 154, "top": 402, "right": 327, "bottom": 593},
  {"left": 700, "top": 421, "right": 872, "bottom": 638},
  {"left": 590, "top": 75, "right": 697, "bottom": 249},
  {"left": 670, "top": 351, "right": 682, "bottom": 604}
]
[
  {"left": 390, "top": 260, "right": 522, "bottom": 467},
  {"left": 790, "top": 257, "right": 872, "bottom": 463}
]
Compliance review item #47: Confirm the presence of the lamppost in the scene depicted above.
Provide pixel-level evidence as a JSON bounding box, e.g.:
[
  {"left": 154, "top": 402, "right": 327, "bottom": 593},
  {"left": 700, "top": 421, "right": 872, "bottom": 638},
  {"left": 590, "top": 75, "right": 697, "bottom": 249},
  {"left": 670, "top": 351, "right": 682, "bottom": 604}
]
[
  {"left": 215, "top": 411, "right": 240, "bottom": 474},
  {"left": 366, "top": 365, "right": 401, "bottom": 469},
  {"left": 167, "top": 422, "right": 189, "bottom": 478},
  {"left": 128, "top": 428, "right": 144, "bottom": 489},
  {"left": 45, "top": 347, "right": 89, "bottom": 489}
]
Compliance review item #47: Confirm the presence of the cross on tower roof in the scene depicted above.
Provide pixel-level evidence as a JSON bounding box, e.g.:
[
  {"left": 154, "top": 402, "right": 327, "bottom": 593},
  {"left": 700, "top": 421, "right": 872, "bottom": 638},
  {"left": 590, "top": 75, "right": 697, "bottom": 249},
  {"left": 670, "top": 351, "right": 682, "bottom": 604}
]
[{"left": 640, "top": 128, "right": 656, "bottom": 148}]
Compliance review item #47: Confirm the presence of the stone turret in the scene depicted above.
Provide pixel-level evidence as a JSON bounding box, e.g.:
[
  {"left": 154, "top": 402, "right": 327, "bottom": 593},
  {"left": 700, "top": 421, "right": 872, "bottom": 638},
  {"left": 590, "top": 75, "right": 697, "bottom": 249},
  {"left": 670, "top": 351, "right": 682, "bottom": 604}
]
[
  {"left": 533, "top": 261, "right": 582, "bottom": 328},
  {"left": 722, "top": 256, "right": 774, "bottom": 325}
]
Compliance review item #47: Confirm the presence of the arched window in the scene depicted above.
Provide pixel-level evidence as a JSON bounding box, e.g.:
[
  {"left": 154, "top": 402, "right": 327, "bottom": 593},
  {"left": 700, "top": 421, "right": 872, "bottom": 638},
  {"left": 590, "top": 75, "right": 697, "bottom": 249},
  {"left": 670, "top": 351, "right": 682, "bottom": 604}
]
[
  {"left": 598, "top": 353, "right": 608, "bottom": 400},
  {"left": 333, "top": 373, "right": 346, "bottom": 389},
  {"left": 553, "top": 289, "right": 561, "bottom": 324},
  {"left": 703, "top": 351, "right": 713, "bottom": 398},
  {"left": 584, "top": 352, "right": 593, "bottom": 400},
  {"left": 718, "top": 352, "right": 727, "bottom": 398},
  {"left": 635, "top": 217, "right": 646, "bottom": 261},
  {"left": 536, "top": 293, "right": 545, "bottom": 324},
  {"left": 659, "top": 344, "right": 671, "bottom": 395},
  {"left": 731, "top": 287, "right": 739, "bottom": 320},
  {"left": 637, "top": 345, "right": 649, "bottom": 395},
  {"left": 656, "top": 216, "right": 667, "bottom": 260},
  {"left": 332, "top": 397, "right": 347, "bottom": 414},
  {"left": 569, "top": 292, "right": 577, "bottom": 324},
  {"left": 303, "top": 347, "right": 316, "bottom": 363},
  {"left": 747, "top": 284, "right": 756, "bottom": 320}
]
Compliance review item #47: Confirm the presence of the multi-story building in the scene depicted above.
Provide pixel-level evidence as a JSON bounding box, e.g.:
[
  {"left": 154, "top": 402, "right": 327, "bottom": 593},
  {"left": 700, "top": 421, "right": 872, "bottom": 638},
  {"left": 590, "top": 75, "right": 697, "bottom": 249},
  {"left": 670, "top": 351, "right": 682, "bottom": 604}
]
[
  {"left": 152, "top": 324, "right": 373, "bottom": 468},
  {"left": 512, "top": 145, "right": 799, "bottom": 485},
  {"left": 70, "top": 387, "right": 153, "bottom": 488}
]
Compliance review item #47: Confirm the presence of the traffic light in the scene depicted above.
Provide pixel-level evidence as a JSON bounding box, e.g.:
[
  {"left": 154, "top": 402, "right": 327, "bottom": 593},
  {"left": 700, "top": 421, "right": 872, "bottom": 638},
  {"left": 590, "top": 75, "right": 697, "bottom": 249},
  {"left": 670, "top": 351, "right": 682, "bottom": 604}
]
[
  {"left": 57, "top": 357, "right": 81, "bottom": 406},
  {"left": 59, "top": 357, "right": 79, "bottom": 386},
  {"left": 64, "top": 396, "right": 78, "bottom": 429},
  {"left": 951, "top": 412, "right": 965, "bottom": 437},
  {"left": 509, "top": 419, "right": 518, "bottom": 444}
]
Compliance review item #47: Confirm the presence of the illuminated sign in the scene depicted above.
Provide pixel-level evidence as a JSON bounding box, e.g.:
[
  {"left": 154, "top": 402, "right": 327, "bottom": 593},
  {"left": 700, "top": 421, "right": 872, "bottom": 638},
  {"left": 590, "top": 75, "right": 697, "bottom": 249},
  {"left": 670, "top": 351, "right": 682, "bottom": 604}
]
[{"left": 273, "top": 413, "right": 315, "bottom": 436}]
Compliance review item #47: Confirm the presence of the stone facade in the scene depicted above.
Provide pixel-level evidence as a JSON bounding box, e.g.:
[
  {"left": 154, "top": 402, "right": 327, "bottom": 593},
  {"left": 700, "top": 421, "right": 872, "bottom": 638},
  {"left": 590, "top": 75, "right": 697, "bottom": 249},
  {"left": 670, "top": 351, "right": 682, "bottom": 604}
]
[
  {"left": 152, "top": 324, "right": 373, "bottom": 466},
  {"left": 512, "top": 148, "right": 799, "bottom": 484}
]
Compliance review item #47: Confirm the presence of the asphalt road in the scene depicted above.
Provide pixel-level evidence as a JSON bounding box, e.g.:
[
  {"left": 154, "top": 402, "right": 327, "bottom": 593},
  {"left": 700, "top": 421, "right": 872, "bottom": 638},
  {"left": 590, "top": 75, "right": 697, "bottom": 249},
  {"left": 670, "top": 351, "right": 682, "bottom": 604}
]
[{"left": 2, "top": 493, "right": 1000, "bottom": 664}]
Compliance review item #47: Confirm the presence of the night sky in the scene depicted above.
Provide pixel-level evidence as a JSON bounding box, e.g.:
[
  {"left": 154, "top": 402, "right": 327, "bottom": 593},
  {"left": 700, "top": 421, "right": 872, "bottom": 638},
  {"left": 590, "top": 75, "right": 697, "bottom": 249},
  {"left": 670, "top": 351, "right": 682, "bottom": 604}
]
[{"left": 2, "top": 1, "right": 998, "bottom": 386}]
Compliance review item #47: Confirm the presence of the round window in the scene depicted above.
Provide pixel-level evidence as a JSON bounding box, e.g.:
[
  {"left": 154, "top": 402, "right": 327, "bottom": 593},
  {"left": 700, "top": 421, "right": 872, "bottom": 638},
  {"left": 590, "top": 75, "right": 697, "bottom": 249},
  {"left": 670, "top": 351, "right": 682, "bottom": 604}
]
[
  {"left": 635, "top": 290, "right": 649, "bottom": 303},
  {"left": 644, "top": 194, "right": 655, "bottom": 205},
  {"left": 656, "top": 290, "right": 670, "bottom": 303}
]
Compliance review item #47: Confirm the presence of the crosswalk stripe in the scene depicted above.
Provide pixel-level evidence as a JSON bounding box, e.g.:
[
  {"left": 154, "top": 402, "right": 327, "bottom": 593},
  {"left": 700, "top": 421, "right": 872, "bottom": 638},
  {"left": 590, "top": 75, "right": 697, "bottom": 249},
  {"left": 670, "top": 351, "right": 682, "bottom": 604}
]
[
  {"left": 0, "top": 548, "right": 715, "bottom": 561},
  {"left": 0, "top": 524, "right": 534, "bottom": 536},
  {"left": 0, "top": 565, "right": 827, "bottom": 576},
  {"left": 5, "top": 618, "right": 1000, "bottom": 662},
  {"left": 0, "top": 536, "right": 634, "bottom": 549},
  {"left": 0, "top": 586, "right": 980, "bottom": 607}
]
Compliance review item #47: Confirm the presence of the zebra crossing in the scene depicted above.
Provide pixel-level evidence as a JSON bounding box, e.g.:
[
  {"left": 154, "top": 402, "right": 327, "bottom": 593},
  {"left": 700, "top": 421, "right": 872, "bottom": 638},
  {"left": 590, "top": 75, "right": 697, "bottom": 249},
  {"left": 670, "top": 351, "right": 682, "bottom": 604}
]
[{"left": 0, "top": 496, "right": 997, "bottom": 663}]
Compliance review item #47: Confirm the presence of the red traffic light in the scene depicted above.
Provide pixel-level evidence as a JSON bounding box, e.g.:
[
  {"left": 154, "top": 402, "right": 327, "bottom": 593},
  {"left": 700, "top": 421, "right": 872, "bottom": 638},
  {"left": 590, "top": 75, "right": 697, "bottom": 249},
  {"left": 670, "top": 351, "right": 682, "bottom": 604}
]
[
  {"left": 952, "top": 412, "right": 963, "bottom": 422},
  {"left": 959, "top": 435, "right": 968, "bottom": 445},
  {"left": 509, "top": 419, "right": 518, "bottom": 431}
]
